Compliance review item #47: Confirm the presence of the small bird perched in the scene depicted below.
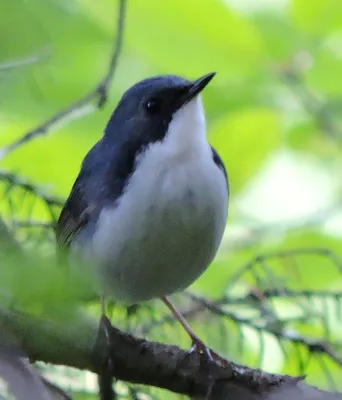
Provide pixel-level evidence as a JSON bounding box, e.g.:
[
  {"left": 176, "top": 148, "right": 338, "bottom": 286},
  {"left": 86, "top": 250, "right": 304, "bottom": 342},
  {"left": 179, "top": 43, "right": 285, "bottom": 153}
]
[{"left": 56, "top": 72, "right": 229, "bottom": 360}]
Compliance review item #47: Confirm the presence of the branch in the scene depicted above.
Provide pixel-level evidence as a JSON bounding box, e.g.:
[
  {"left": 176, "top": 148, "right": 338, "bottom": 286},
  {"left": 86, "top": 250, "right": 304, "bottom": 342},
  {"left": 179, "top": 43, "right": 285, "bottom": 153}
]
[
  {"left": 0, "top": 0, "right": 127, "bottom": 161},
  {"left": 140, "top": 284, "right": 342, "bottom": 387},
  {"left": 1, "top": 307, "right": 339, "bottom": 400}
]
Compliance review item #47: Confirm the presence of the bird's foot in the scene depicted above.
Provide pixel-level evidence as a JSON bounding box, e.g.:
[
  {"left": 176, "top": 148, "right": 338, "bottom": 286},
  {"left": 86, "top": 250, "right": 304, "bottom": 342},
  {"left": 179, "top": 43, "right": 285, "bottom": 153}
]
[
  {"left": 189, "top": 336, "right": 227, "bottom": 366},
  {"left": 161, "top": 297, "right": 227, "bottom": 365}
]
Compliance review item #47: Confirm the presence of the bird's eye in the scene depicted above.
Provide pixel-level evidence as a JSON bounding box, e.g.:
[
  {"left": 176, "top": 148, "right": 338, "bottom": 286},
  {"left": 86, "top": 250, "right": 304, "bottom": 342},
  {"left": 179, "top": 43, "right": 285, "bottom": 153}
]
[{"left": 144, "top": 98, "right": 161, "bottom": 114}]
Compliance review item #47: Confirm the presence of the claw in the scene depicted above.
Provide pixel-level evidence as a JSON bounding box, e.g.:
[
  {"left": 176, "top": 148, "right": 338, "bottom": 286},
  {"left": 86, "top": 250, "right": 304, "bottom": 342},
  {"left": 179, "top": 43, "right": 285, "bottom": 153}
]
[
  {"left": 189, "top": 338, "right": 215, "bottom": 362},
  {"left": 162, "top": 296, "right": 227, "bottom": 365},
  {"left": 189, "top": 337, "right": 224, "bottom": 363}
]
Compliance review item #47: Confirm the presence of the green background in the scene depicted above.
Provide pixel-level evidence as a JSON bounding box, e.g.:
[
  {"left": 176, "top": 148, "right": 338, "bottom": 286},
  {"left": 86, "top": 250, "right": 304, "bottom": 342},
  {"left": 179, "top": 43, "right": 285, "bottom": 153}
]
[{"left": 0, "top": 0, "right": 342, "bottom": 398}]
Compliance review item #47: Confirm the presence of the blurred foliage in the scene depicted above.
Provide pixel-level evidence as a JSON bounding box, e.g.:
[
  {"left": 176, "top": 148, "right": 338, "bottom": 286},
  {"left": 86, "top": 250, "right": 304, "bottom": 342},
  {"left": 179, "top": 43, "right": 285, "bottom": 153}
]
[{"left": 1, "top": 0, "right": 342, "bottom": 398}]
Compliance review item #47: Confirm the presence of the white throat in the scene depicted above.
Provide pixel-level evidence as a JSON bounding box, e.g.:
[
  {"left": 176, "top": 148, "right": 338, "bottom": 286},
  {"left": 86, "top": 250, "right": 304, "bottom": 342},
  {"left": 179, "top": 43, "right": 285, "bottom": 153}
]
[{"left": 163, "top": 96, "right": 207, "bottom": 153}]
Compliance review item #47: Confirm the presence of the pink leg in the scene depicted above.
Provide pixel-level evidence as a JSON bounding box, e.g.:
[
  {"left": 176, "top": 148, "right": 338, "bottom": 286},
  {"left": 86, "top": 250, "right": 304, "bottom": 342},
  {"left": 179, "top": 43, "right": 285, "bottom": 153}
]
[{"left": 162, "top": 296, "right": 223, "bottom": 362}]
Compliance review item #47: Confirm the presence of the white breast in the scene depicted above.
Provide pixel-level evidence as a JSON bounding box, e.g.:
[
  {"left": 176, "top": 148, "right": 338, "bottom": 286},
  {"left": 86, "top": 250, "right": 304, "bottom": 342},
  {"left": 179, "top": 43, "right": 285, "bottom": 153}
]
[{"left": 91, "top": 97, "right": 228, "bottom": 304}]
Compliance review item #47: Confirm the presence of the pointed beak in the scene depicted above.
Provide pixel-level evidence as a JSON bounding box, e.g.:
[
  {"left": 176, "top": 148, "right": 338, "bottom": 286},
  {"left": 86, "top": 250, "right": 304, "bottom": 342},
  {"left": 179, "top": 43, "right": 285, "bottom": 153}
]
[
  {"left": 177, "top": 72, "right": 216, "bottom": 108},
  {"left": 188, "top": 72, "right": 216, "bottom": 99}
]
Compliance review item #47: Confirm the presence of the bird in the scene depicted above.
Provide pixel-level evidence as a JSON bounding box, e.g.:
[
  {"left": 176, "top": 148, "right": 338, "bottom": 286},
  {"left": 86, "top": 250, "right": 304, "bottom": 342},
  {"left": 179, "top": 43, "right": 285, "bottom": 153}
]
[{"left": 56, "top": 72, "right": 229, "bottom": 362}]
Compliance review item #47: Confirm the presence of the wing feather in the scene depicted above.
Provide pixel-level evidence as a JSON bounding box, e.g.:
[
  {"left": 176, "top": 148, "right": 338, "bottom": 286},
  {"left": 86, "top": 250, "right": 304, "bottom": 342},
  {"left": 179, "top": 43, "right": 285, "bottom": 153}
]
[
  {"left": 56, "top": 177, "right": 92, "bottom": 251},
  {"left": 211, "top": 146, "right": 228, "bottom": 188}
]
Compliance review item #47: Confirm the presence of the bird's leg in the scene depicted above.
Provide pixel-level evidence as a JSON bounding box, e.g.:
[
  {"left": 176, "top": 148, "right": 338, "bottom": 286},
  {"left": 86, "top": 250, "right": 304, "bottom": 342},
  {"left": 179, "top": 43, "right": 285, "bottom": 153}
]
[
  {"left": 100, "top": 295, "right": 113, "bottom": 349},
  {"left": 97, "top": 295, "right": 115, "bottom": 400},
  {"left": 162, "top": 296, "right": 223, "bottom": 362}
]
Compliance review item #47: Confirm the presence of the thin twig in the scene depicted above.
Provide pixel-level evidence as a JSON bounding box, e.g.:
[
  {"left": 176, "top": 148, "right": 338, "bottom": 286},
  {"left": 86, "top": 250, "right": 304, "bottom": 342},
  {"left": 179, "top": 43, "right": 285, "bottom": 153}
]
[
  {"left": 228, "top": 202, "right": 342, "bottom": 252},
  {"left": 219, "top": 287, "right": 342, "bottom": 318},
  {"left": 0, "top": 47, "right": 50, "bottom": 72},
  {"left": 225, "top": 248, "right": 342, "bottom": 293},
  {"left": 11, "top": 220, "right": 55, "bottom": 230},
  {"left": 0, "top": 170, "right": 64, "bottom": 208},
  {"left": 0, "top": 0, "right": 127, "bottom": 160},
  {"left": 250, "top": 288, "right": 342, "bottom": 301},
  {"left": 279, "top": 66, "right": 341, "bottom": 143},
  {"left": 187, "top": 294, "right": 342, "bottom": 368}
]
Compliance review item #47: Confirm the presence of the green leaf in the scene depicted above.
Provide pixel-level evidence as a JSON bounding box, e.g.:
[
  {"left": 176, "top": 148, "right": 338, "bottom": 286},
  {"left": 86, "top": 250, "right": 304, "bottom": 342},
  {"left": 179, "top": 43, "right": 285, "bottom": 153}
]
[
  {"left": 209, "top": 108, "right": 282, "bottom": 194},
  {"left": 252, "top": 12, "right": 305, "bottom": 60},
  {"left": 306, "top": 47, "right": 342, "bottom": 95},
  {"left": 291, "top": 0, "right": 342, "bottom": 35},
  {"left": 258, "top": 230, "right": 342, "bottom": 290},
  {"left": 286, "top": 117, "right": 342, "bottom": 159},
  {"left": 284, "top": 344, "right": 342, "bottom": 391},
  {"left": 83, "top": 0, "right": 265, "bottom": 77}
]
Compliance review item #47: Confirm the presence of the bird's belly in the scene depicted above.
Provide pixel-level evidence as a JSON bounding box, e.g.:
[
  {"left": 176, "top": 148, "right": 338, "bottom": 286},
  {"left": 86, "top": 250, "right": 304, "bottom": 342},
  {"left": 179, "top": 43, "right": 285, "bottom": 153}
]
[{"left": 92, "top": 156, "right": 228, "bottom": 304}]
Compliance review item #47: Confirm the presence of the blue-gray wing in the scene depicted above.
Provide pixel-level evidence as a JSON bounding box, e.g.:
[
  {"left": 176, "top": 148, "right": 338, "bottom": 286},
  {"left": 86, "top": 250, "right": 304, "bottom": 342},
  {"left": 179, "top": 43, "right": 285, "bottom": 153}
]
[
  {"left": 211, "top": 146, "right": 228, "bottom": 189},
  {"left": 56, "top": 142, "right": 105, "bottom": 251},
  {"left": 56, "top": 173, "right": 95, "bottom": 251},
  {"left": 55, "top": 137, "right": 136, "bottom": 251}
]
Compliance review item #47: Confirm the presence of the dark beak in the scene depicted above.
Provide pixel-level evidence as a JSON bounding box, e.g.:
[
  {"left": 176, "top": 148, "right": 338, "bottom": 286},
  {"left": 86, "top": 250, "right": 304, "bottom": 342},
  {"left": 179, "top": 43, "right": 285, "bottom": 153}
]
[{"left": 178, "top": 72, "right": 216, "bottom": 107}]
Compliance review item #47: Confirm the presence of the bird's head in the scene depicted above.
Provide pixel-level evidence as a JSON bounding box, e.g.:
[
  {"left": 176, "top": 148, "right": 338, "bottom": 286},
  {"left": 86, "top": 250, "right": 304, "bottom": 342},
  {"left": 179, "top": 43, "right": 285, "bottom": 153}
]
[{"left": 104, "top": 73, "right": 215, "bottom": 151}]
